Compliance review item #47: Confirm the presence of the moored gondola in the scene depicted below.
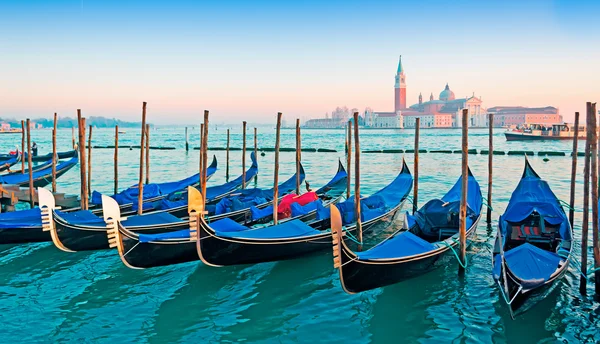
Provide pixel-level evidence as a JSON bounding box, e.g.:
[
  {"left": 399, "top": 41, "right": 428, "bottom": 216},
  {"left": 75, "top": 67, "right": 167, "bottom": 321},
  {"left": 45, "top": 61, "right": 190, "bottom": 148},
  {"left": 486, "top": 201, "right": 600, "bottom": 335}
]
[
  {"left": 0, "top": 153, "right": 21, "bottom": 173},
  {"left": 331, "top": 168, "right": 482, "bottom": 294},
  {"left": 102, "top": 162, "right": 343, "bottom": 269},
  {"left": 39, "top": 154, "right": 259, "bottom": 252},
  {"left": 0, "top": 156, "right": 78, "bottom": 187},
  {"left": 492, "top": 158, "right": 572, "bottom": 318},
  {"left": 196, "top": 160, "right": 412, "bottom": 267},
  {"left": 89, "top": 155, "right": 218, "bottom": 213}
]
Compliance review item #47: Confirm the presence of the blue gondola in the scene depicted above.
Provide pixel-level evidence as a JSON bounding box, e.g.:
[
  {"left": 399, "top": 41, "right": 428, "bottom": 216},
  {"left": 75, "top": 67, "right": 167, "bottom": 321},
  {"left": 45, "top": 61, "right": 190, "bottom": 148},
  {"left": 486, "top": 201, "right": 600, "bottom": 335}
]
[
  {"left": 492, "top": 158, "right": 572, "bottom": 318},
  {"left": 195, "top": 160, "right": 412, "bottom": 267},
  {"left": 0, "top": 156, "right": 78, "bottom": 187},
  {"left": 0, "top": 154, "right": 21, "bottom": 173},
  {"left": 331, "top": 168, "right": 482, "bottom": 294},
  {"left": 39, "top": 153, "right": 258, "bottom": 251}
]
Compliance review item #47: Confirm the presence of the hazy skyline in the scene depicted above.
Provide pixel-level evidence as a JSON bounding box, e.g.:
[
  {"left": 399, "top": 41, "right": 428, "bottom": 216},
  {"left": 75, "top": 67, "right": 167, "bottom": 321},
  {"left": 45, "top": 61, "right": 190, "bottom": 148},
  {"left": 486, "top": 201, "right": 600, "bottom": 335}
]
[{"left": 1, "top": 0, "right": 598, "bottom": 124}]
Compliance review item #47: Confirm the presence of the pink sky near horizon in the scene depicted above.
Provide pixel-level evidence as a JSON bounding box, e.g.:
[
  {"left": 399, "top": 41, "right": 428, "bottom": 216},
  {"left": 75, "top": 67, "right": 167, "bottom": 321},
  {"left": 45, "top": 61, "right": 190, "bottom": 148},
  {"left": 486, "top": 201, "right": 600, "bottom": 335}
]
[{"left": 0, "top": 0, "right": 598, "bottom": 124}]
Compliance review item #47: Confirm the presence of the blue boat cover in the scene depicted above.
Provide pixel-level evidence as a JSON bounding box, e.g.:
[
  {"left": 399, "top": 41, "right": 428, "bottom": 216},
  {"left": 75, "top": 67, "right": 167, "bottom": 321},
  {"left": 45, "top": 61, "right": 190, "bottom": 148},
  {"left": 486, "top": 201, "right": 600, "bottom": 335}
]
[
  {"left": 503, "top": 243, "right": 561, "bottom": 289},
  {"left": 0, "top": 208, "right": 42, "bottom": 228},
  {"left": 56, "top": 209, "right": 182, "bottom": 227},
  {"left": 499, "top": 162, "right": 571, "bottom": 241},
  {"left": 291, "top": 200, "right": 320, "bottom": 217},
  {"left": 357, "top": 231, "right": 436, "bottom": 260},
  {"left": 137, "top": 217, "right": 249, "bottom": 242},
  {"left": 0, "top": 155, "right": 19, "bottom": 171},
  {"left": 250, "top": 205, "right": 273, "bottom": 221},
  {"left": 91, "top": 156, "right": 217, "bottom": 206},
  {"left": 316, "top": 166, "right": 413, "bottom": 225},
  {"left": 216, "top": 219, "right": 320, "bottom": 239},
  {"left": 405, "top": 171, "right": 482, "bottom": 240},
  {"left": 152, "top": 153, "right": 260, "bottom": 212},
  {"left": 0, "top": 156, "right": 78, "bottom": 185},
  {"left": 214, "top": 163, "right": 305, "bottom": 215}
]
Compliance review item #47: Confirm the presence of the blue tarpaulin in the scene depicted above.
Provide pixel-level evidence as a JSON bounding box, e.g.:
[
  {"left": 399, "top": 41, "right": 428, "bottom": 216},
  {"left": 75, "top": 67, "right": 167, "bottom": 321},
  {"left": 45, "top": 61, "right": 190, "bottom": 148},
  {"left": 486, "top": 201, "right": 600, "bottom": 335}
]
[
  {"left": 216, "top": 219, "right": 320, "bottom": 239},
  {"left": 503, "top": 243, "right": 561, "bottom": 289},
  {"left": 357, "top": 231, "right": 436, "bottom": 260},
  {"left": 0, "top": 208, "right": 42, "bottom": 228},
  {"left": 0, "top": 156, "right": 78, "bottom": 185},
  {"left": 91, "top": 156, "right": 218, "bottom": 206}
]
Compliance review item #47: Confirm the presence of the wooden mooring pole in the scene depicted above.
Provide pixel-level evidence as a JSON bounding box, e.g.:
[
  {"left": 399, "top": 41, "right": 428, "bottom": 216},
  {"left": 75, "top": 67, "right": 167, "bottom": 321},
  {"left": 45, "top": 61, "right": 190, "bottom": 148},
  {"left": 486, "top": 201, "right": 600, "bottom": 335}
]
[
  {"left": 254, "top": 127, "right": 258, "bottom": 161},
  {"left": 296, "top": 119, "right": 301, "bottom": 195},
  {"left": 72, "top": 127, "right": 75, "bottom": 149},
  {"left": 87, "top": 125, "right": 92, "bottom": 197},
  {"left": 581, "top": 108, "right": 592, "bottom": 295},
  {"left": 353, "top": 113, "right": 362, "bottom": 251},
  {"left": 114, "top": 126, "right": 119, "bottom": 195},
  {"left": 591, "top": 102, "right": 600, "bottom": 297},
  {"left": 202, "top": 111, "right": 209, "bottom": 199},
  {"left": 226, "top": 128, "right": 230, "bottom": 182},
  {"left": 346, "top": 120, "right": 352, "bottom": 200},
  {"left": 185, "top": 127, "right": 189, "bottom": 152},
  {"left": 487, "top": 113, "right": 493, "bottom": 223},
  {"left": 26, "top": 119, "right": 34, "bottom": 209},
  {"left": 137, "top": 102, "right": 147, "bottom": 215},
  {"left": 20, "top": 120, "right": 25, "bottom": 173},
  {"left": 145, "top": 124, "right": 150, "bottom": 185},
  {"left": 242, "top": 121, "right": 247, "bottom": 189},
  {"left": 569, "top": 112, "right": 580, "bottom": 227},
  {"left": 413, "top": 118, "right": 420, "bottom": 214},
  {"left": 77, "top": 111, "right": 88, "bottom": 210},
  {"left": 273, "top": 113, "right": 282, "bottom": 225},
  {"left": 459, "top": 109, "right": 469, "bottom": 272},
  {"left": 199, "top": 124, "right": 204, "bottom": 186},
  {"left": 52, "top": 113, "right": 57, "bottom": 193}
]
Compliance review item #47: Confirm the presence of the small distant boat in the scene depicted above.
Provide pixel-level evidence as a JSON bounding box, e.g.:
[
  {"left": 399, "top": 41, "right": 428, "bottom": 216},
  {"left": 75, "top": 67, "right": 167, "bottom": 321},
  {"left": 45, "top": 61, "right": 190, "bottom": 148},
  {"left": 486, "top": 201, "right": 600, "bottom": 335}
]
[
  {"left": 118, "top": 130, "right": 126, "bottom": 134},
  {"left": 504, "top": 123, "right": 586, "bottom": 141},
  {"left": 492, "top": 158, "right": 572, "bottom": 318},
  {"left": 1, "top": 149, "right": 79, "bottom": 163},
  {"left": 331, "top": 168, "right": 482, "bottom": 294}
]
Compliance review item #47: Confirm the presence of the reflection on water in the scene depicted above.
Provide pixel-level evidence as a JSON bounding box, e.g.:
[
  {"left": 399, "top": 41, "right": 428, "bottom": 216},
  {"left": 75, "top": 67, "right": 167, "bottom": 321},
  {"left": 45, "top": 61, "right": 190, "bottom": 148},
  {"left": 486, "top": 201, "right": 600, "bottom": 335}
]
[{"left": 0, "top": 127, "right": 599, "bottom": 342}]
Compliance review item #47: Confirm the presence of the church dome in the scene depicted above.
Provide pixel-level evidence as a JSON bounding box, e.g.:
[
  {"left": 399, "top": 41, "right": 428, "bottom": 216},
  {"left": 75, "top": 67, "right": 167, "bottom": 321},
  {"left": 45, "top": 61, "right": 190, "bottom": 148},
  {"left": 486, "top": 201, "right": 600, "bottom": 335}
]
[{"left": 439, "top": 83, "right": 455, "bottom": 101}]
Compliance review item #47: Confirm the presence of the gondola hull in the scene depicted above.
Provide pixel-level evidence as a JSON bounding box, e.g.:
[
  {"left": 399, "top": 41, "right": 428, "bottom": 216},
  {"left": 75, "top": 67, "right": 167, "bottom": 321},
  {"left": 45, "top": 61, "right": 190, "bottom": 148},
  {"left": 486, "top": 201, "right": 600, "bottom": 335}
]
[
  {"left": 0, "top": 226, "right": 49, "bottom": 244},
  {"left": 118, "top": 230, "right": 198, "bottom": 269},
  {"left": 498, "top": 258, "right": 568, "bottom": 317},
  {"left": 197, "top": 201, "right": 399, "bottom": 266},
  {"left": 337, "top": 217, "right": 480, "bottom": 294}
]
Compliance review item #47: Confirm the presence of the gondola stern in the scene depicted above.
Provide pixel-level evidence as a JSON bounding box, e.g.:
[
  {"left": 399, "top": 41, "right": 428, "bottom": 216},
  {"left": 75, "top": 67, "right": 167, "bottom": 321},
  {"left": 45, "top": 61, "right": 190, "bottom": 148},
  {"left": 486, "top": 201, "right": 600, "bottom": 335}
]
[
  {"left": 101, "top": 195, "right": 125, "bottom": 252},
  {"left": 400, "top": 157, "right": 412, "bottom": 176},
  {"left": 192, "top": 189, "right": 224, "bottom": 267}
]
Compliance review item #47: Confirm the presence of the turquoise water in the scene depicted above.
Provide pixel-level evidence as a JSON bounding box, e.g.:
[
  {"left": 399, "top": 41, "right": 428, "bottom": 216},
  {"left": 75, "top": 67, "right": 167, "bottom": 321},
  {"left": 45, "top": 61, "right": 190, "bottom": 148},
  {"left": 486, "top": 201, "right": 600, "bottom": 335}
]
[{"left": 1, "top": 127, "right": 599, "bottom": 343}]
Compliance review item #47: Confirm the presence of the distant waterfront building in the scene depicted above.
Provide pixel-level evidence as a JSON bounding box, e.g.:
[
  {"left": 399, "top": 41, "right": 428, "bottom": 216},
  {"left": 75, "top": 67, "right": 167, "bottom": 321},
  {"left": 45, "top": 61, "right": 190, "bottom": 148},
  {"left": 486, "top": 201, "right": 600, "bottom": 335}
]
[
  {"left": 487, "top": 106, "right": 562, "bottom": 127},
  {"left": 1, "top": 123, "right": 10, "bottom": 132},
  {"left": 370, "top": 56, "right": 485, "bottom": 128}
]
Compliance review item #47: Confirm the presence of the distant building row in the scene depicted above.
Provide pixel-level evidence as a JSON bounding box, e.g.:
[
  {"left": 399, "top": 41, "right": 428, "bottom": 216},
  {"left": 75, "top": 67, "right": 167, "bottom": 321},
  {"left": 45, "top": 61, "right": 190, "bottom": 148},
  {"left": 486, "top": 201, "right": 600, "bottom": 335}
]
[{"left": 304, "top": 56, "right": 562, "bottom": 129}]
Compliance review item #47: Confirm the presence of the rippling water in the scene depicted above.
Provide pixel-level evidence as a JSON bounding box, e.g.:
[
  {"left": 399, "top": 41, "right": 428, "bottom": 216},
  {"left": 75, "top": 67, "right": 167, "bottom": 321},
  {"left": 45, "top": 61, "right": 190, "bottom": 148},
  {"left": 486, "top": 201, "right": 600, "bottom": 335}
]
[{"left": 1, "top": 127, "right": 599, "bottom": 343}]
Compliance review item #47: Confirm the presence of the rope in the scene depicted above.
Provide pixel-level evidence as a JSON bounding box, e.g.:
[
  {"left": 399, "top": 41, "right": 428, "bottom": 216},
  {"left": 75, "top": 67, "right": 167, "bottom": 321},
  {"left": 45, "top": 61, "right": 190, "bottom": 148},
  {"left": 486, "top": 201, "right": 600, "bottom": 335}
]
[
  {"left": 343, "top": 227, "right": 363, "bottom": 245},
  {"left": 482, "top": 196, "right": 494, "bottom": 211},
  {"left": 558, "top": 199, "right": 576, "bottom": 211},
  {"left": 558, "top": 250, "right": 600, "bottom": 279},
  {"left": 404, "top": 196, "right": 414, "bottom": 206},
  {"left": 440, "top": 239, "right": 468, "bottom": 269},
  {"left": 496, "top": 280, "right": 522, "bottom": 305}
]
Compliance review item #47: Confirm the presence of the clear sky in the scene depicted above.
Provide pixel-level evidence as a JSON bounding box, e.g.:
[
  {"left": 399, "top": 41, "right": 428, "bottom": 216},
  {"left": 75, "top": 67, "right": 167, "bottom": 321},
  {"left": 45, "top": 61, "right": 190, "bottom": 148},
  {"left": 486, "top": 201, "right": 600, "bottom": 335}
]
[{"left": 0, "top": 0, "right": 598, "bottom": 124}]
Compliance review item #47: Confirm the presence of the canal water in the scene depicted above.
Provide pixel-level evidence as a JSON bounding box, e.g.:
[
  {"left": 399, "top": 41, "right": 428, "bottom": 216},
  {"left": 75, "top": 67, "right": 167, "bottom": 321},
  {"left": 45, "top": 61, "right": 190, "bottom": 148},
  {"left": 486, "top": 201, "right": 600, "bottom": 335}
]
[{"left": 0, "top": 127, "right": 598, "bottom": 343}]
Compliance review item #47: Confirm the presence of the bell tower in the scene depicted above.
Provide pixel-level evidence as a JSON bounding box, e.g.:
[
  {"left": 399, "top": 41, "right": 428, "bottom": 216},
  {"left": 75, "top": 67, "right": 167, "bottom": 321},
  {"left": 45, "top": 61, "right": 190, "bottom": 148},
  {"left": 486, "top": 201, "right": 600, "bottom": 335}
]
[{"left": 394, "top": 55, "right": 407, "bottom": 112}]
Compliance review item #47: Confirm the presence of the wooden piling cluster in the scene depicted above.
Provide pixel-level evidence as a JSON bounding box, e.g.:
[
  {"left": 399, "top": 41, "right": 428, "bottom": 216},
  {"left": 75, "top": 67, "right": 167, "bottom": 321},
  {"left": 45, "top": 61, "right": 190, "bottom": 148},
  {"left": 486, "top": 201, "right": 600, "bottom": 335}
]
[{"left": 590, "top": 103, "right": 600, "bottom": 296}]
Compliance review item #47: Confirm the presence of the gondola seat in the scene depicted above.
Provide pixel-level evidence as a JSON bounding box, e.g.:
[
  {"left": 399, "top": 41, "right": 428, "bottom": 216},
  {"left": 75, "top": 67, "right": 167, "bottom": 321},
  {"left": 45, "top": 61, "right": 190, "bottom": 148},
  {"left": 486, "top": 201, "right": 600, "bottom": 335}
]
[{"left": 503, "top": 243, "right": 562, "bottom": 289}]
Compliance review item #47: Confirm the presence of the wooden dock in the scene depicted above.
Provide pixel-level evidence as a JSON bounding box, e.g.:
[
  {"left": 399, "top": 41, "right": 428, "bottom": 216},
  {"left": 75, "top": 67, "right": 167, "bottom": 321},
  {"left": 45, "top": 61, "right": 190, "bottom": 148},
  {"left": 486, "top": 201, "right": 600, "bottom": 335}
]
[{"left": 0, "top": 185, "right": 79, "bottom": 212}]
